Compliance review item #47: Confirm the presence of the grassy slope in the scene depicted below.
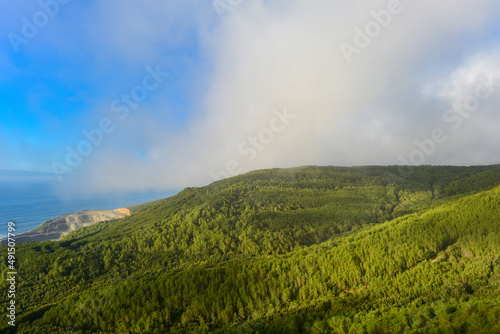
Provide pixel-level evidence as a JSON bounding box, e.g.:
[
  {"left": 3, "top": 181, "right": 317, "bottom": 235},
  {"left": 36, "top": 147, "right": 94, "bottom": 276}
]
[{"left": 1, "top": 165, "right": 500, "bottom": 333}]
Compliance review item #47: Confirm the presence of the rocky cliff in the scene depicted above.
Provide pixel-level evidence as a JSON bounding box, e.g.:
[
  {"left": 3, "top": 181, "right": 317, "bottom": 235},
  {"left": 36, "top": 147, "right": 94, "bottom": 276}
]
[{"left": 1, "top": 208, "right": 130, "bottom": 245}]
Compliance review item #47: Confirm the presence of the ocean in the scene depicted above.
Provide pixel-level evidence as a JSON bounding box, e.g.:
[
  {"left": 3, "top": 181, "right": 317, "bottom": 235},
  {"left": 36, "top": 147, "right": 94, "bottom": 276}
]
[{"left": 0, "top": 175, "right": 175, "bottom": 239}]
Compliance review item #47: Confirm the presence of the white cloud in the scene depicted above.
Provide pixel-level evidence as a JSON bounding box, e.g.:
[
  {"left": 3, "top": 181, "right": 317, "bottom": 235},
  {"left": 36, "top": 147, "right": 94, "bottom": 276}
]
[{"left": 59, "top": 0, "right": 500, "bottom": 194}]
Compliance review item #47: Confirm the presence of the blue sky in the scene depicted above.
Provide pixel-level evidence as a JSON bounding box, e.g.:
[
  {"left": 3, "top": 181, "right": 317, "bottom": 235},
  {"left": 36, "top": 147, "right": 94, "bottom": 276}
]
[
  {"left": 1, "top": 0, "right": 500, "bottom": 194},
  {"left": 1, "top": 1, "right": 211, "bottom": 170}
]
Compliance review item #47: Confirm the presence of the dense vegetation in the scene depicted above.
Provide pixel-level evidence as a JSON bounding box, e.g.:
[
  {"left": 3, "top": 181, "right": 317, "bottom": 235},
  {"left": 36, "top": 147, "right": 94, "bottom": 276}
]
[{"left": 1, "top": 165, "right": 500, "bottom": 333}]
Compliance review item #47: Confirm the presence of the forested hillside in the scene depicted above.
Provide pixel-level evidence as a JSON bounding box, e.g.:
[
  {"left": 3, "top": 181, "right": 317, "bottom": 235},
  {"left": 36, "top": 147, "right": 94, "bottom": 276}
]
[{"left": 1, "top": 165, "right": 500, "bottom": 333}]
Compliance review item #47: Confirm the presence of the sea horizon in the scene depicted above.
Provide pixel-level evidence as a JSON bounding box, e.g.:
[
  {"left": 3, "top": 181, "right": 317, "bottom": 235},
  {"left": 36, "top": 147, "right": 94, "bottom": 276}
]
[{"left": 0, "top": 170, "right": 175, "bottom": 239}]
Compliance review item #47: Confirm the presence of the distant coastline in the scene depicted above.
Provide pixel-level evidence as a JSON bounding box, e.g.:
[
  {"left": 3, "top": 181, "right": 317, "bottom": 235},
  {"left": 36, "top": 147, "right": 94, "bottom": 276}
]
[
  {"left": 0, "top": 170, "right": 174, "bottom": 238},
  {"left": 0, "top": 208, "right": 130, "bottom": 245}
]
